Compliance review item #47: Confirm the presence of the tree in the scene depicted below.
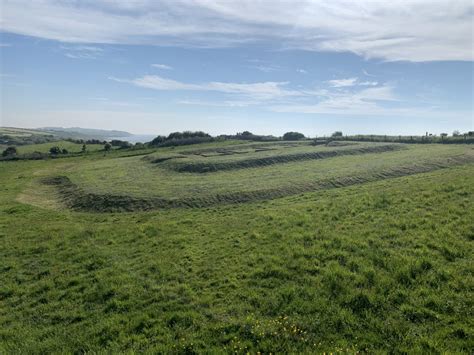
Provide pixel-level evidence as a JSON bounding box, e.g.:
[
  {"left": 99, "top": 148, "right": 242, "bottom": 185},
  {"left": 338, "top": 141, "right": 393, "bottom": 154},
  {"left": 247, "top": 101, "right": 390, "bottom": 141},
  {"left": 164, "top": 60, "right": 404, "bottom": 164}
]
[
  {"left": 81, "top": 144, "right": 87, "bottom": 153},
  {"left": 150, "top": 135, "right": 166, "bottom": 146},
  {"left": 282, "top": 132, "right": 305, "bottom": 141},
  {"left": 104, "top": 143, "right": 112, "bottom": 152},
  {"left": 62, "top": 148, "right": 69, "bottom": 154},
  {"left": 2, "top": 146, "right": 17, "bottom": 157},
  {"left": 240, "top": 131, "right": 253, "bottom": 137},
  {"left": 332, "top": 131, "right": 343, "bottom": 137},
  {"left": 452, "top": 130, "right": 460, "bottom": 136},
  {"left": 49, "top": 146, "right": 61, "bottom": 155}
]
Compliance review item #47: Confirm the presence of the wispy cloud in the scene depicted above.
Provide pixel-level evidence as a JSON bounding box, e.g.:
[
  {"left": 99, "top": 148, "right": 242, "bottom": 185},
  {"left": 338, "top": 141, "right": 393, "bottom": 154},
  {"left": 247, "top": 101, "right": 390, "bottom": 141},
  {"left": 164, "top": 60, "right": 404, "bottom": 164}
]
[
  {"left": 1, "top": 1, "right": 471, "bottom": 61},
  {"left": 109, "top": 72, "right": 414, "bottom": 116},
  {"left": 61, "top": 45, "right": 104, "bottom": 59},
  {"left": 328, "top": 77, "right": 378, "bottom": 87},
  {"left": 151, "top": 63, "right": 173, "bottom": 70},
  {"left": 271, "top": 85, "right": 399, "bottom": 114},
  {"left": 296, "top": 69, "right": 308, "bottom": 74},
  {"left": 0, "top": 43, "right": 11, "bottom": 47},
  {"left": 178, "top": 99, "right": 259, "bottom": 107},
  {"left": 251, "top": 64, "right": 281, "bottom": 73},
  {"left": 110, "top": 75, "right": 299, "bottom": 100},
  {"left": 328, "top": 78, "right": 358, "bottom": 87},
  {"left": 360, "top": 81, "right": 378, "bottom": 86},
  {"left": 363, "top": 69, "right": 376, "bottom": 77}
]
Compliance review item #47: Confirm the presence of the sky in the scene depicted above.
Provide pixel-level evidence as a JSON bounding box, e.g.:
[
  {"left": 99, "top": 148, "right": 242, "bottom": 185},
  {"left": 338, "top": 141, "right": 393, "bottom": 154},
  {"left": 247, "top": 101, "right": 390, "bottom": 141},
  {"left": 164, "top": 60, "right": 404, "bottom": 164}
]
[{"left": 0, "top": 0, "right": 473, "bottom": 136}]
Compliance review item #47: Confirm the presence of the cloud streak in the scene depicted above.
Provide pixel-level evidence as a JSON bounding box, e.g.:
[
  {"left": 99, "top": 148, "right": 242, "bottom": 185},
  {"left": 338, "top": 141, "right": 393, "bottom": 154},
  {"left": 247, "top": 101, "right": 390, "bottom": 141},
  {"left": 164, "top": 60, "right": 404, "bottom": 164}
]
[
  {"left": 328, "top": 77, "right": 378, "bottom": 87},
  {"left": 60, "top": 45, "right": 104, "bottom": 59},
  {"left": 271, "top": 85, "right": 400, "bottom": 115},
  {"left": 110, "top": 73, "right": 421, "bottom": 117},
  {"left": 1, "top": 0, "right": 472, "bottom": 61},
  {"left": 151, "top": 64, "right": 173, "bottom": 70},
  {"left": 110, "top": 75, "right": 299, "bottom": 100}
]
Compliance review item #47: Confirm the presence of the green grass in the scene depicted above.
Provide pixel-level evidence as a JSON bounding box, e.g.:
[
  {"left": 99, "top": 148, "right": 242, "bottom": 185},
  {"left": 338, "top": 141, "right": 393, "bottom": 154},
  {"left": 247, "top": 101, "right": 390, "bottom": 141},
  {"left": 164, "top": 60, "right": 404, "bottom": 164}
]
[
  {"left": 0, "top": 127, "right": 52, "bottom": 137},
  {"left": 16, "top": 140, "right": 105, "bottom": 154},
  {"left": 0, "top": 141, "right": 473, "bottom": 353}
]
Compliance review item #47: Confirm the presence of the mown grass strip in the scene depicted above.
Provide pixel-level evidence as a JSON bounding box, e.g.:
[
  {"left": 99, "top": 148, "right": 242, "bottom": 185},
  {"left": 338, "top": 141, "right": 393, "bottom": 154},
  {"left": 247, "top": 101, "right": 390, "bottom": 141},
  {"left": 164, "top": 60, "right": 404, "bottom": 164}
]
[{"left": 43, "top": 154, "right": 474, "bottom": 212}]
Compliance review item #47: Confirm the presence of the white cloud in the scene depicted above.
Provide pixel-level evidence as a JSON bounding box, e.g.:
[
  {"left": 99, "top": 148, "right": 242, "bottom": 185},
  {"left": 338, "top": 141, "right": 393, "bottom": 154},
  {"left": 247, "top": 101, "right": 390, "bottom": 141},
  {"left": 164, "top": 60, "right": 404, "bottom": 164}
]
[
  {"left": 0, "top": 43, "right": 12, "bottom": 47},
  {"left": 328, "top": 77, "right": 378, "bottom": 87},
  {"left": 252, "top": 64, "right": 281, "bottom": 73},
  {"left": 359, "top": 81, "right": 378, "bottom": 86},
  {"left": 363, "top": 69, "right": 376, "bottom": 77},
  {"left": 270, "top": 85, "right": 399, "bottom": 114},
  {"left": 60, "top": 45, "right": 104, "bottom": 59},
  {"left": 297, "top": 69, "right": 308, "bottom": 74},
  {"left": 151, "top": 63, "right": 173, "bottom": 70},
  {"left": 328, "top": 78, "right": 358, "bottom": 87},
  {"left": 110, "top": 75, "right": 299, "bottom": 100},
  {"left": 1, "top": 1, "right": 472, "bottom": 61},
  {"left": 178, "top": 99, "right": 258, "bottom": 107},
  {"left": 110, "top": 72, "right": 414, "bottom": 116}
]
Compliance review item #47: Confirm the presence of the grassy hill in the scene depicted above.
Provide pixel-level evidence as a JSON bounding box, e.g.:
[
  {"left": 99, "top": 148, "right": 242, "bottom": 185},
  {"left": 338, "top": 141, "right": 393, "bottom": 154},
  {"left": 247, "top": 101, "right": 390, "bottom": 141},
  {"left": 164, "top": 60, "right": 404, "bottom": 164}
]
[{"left": 0, "top": 140, "right": 473, "bottom": 353}]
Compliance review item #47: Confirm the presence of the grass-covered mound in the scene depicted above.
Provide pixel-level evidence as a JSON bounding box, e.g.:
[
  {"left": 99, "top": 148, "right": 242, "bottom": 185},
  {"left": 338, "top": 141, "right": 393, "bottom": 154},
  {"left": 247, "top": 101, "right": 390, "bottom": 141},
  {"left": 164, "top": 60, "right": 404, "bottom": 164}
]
[
  {"left": 42, "top": 142, "right": 472, "bottom": 205},
  {"left": 158, "top": 143, "right": 405, "bottom": 173},
  {"left": 41, "top": 149, "right": 474, "bottom": 212}
]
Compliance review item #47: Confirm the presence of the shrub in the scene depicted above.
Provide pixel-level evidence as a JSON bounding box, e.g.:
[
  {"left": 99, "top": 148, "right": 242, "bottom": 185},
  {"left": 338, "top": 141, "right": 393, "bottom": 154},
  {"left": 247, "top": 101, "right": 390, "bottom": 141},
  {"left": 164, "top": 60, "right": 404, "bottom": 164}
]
[
  {"left": 110, "top": 140, "right": 132, "bottom": 149},
  {"left": 104, "top": 143, "right": 112, "bottom": 151},
  {"left": 49, "top": 146, "right": 61, "bottom": 155},
  {"left": 2, "top": 146, "right": 17, "bottom": 157}
]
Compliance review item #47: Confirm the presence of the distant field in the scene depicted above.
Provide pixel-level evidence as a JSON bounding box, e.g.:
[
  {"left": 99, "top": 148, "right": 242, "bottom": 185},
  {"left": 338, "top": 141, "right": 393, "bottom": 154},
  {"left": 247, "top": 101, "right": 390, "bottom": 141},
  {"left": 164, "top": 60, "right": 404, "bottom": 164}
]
[
  {"left": 0, "top": 127, "right": 53, "bottom": 137},
  {"left": 1, "top": 140, "right": 473, "bottom": 353},
  {"left": 16, "top": 140, "right": 105, "bottom": 154}
]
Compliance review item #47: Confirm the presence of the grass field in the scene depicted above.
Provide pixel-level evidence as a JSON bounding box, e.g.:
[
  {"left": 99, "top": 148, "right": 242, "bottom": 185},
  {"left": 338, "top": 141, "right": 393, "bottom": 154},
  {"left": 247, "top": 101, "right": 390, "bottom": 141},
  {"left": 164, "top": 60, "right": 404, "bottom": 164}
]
[
  {"left": 0, "top": 127, "right": 53, "bottom": 137},
  {"left": 15, "top": 140, "right": 105, "bottom": 154},
  {"left": 1, "top": 141, "right": 473, "bottom": 353}
]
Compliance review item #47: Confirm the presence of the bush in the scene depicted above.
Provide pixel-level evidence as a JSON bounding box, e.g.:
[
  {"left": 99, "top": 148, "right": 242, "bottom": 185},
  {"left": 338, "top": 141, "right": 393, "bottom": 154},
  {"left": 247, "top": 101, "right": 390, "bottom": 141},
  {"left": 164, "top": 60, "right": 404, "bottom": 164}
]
[
  {"left": 104, "top": 143, "right": 112, "bottom": 151},
  {"left": 49, "top": 146, "right": 61, "bottom": 155},
  {"left": 332, "top": 131, "right": 343, "bottom": 137},
  {"left": 282, "top": 132, "right": 305, "bottom": 141},
  {"left": 2, "top": 146, "right": 17, "bottom": 157},
  {"left": 110, "top": 140, "right": 132, "bottom": 149}
]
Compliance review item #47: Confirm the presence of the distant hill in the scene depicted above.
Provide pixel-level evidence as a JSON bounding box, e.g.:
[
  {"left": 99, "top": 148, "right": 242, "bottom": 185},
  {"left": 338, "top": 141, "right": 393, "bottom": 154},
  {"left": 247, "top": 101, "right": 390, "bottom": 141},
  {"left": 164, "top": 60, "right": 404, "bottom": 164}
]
[
  {"left": 0, "top": 127, "right": 57, "bottom": 146},
  {"left": 38, "top": 127, "right": 132, "bottom": 139},
  {"left": 1, "top": 126, "right": 134, "bottom": 146}
]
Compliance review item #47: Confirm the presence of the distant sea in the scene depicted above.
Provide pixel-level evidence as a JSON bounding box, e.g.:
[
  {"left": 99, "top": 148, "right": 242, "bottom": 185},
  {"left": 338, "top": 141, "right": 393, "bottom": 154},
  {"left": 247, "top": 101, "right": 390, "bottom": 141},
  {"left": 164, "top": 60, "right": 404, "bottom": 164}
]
[{"left": 111, "top": 134, "right": 156, "bottom": 144}]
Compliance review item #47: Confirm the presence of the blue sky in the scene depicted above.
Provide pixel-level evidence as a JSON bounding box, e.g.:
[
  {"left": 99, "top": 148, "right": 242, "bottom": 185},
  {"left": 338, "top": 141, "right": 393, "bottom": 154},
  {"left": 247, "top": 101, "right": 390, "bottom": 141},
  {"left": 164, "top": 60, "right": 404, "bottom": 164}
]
[{"left": 0, "top": 1, "right": 473, "bottom": 136}]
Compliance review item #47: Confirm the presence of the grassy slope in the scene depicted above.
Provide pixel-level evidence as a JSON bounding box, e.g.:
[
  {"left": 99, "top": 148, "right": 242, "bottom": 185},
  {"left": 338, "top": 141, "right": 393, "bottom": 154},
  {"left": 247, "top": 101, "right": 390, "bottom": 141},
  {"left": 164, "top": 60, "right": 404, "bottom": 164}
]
[{"left": 0, "top": 148, "right": 473, "bottom": 352}]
